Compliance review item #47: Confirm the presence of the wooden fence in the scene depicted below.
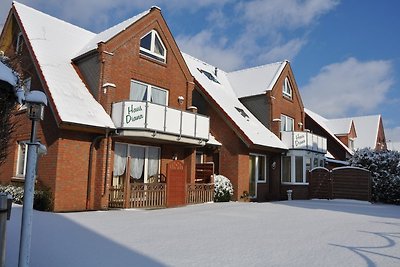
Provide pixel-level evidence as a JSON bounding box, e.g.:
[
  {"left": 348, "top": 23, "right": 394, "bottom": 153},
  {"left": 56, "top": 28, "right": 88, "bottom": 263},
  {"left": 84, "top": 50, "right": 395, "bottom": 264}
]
[
  {"left": 108, "top": 183, "right": 166, "bottom": 209},
  {"left": 186, "top": 183, "right": 214, "bottom": 204},
  {"left": 309, "top": 166, "right": 371, "bottom": 201},
  {"left": 195, "top": 163, "right": 214, "bottom": 183}
]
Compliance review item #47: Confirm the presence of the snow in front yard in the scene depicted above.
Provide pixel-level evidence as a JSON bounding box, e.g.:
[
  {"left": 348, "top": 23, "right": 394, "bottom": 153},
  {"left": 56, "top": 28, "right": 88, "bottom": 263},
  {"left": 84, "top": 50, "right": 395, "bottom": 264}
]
[{"left": 5, "top": 199, "right": 400, "bottom": 267}]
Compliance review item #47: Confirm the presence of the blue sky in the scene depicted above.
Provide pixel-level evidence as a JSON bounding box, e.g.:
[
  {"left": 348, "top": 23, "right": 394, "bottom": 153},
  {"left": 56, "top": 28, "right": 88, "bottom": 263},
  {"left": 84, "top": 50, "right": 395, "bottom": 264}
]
[{"left": 1, "top": 0, "right": 399, "bottom": 143}]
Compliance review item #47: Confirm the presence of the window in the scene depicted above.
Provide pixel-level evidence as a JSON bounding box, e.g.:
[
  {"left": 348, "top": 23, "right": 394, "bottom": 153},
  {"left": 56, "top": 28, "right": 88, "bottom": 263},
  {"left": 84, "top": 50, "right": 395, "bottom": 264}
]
[
  {"left": 197, "top": 68, "right": 220, "bottom": 84},
  {"left": 23, "top": 77, "right": 31, "bottom": 92},
  {"left": 282, "top": 77, "right": 292, "bottom": 99},
  {"left": 235, "top": 107, "right": 249, "bottom": 120},
  {"left": 130, "top": 80, "right": 168, "bottom": 106},
  {"left": 249, "top": 154, "right": 267, "bottom": 197},
  {"left": 113, "top": 143, "right": 160, "bottom": 185},
  {"left": 295, "top": 156, "right": 303, "bottom": 183},
  {"left": 16, "top": 141, "right": 28, "bottom": 177},
  {"left": 282, "top": 156, "right": 291, "bottom": 183},
  {"left": 140, "top": 30, "right": 166, "bottom": 63},
  {"left": 280, "top": 114, "right": 294, "bottom": 132},
  {"left": 196, "top": 151, "right": 204, "bottom": 164},
  {"left": 349, "top": 138, "right": 355, "bottom": 151},
  {"left": 15, "top": 32, "right": 23, "bottom": 54}
]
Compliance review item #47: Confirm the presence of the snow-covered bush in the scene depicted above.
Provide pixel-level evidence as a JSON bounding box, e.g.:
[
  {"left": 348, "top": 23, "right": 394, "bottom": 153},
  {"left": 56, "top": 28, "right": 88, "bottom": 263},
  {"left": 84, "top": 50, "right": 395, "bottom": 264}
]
[
  {"left": 214, "top": 175, "right": 234, "bottom": 202},
  {"left": 0, "top": 184, "right": 52, "bottom": 211},
  {"left": 349, "top": 148, "right": 400, "bottom": 204}
]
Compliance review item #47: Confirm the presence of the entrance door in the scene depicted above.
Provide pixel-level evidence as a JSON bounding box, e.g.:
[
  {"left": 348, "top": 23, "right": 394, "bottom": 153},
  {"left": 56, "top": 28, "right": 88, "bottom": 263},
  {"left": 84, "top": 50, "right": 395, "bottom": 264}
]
[{"left": 249, "top": 154, "right": 267, "bottom": 198}]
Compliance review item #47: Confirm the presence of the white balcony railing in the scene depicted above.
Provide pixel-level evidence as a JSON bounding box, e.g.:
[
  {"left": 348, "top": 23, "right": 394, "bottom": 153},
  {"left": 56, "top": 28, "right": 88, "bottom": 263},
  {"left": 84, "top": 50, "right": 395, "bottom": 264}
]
[
  {"left": 112, "top": 101, "right": 209, "bottom": 142},
  {"left": 281, "top": 131, "right": 327, "bottom": 153}
]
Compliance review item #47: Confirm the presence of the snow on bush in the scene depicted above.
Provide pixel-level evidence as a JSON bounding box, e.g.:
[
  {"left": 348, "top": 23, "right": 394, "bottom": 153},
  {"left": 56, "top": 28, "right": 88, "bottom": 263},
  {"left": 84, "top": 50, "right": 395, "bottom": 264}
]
[
  {"left": 0, "top": 184, "right": 52, "bottom": 211},
  {"left": 349, "top": 148, "right": 400, "bottom": 204},
  {"left": 214, "top": 175, "right": 234, "bottom": 202}
]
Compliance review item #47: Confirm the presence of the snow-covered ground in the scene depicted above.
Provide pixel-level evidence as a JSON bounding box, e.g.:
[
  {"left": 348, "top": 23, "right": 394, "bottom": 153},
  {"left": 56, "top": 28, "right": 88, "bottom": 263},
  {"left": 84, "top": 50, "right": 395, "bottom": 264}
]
[{"left": 5, "top": 199, "right": 400, "bottom": 267}]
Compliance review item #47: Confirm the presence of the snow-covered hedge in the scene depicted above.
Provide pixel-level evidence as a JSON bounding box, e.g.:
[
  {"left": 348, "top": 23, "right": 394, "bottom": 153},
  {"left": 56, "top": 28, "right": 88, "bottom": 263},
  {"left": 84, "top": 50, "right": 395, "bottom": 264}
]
[
  {"left": 349, "top": 148, "right": 400, "bottom": 204},
  {"left": 214, "top": 175, "right": 234, "bottom": 202},
  {"left": 0, "top": 184, "right": 52, "bottom": 211}
]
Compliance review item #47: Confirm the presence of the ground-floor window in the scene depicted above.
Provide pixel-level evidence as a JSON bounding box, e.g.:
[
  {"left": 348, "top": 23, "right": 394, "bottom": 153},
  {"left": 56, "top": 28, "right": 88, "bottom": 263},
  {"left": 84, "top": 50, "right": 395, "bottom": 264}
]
[
  {"left": 249, "top": 154, "right": 267, "bottom": 197},
  {"left": 281, "top": 151, "right": 324, "bottom": 184},
  {"left": 113, "top": 143, "right": 160, "bottom": 186}
]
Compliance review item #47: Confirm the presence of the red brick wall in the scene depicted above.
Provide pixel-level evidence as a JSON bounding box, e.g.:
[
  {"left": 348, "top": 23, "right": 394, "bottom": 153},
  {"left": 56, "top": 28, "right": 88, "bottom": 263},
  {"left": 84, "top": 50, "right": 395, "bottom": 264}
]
[{"left": 268, "top": 63, "right": 305, "bottom": 138}]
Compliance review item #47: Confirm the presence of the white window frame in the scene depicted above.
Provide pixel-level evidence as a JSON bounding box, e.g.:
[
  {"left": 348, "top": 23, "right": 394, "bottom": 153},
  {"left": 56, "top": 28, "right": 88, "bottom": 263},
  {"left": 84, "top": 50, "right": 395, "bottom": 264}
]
[
  {"left": 16, "top": 140, "right": 28, "bottom": 177},
  {"left": 15, "top": 32, "right": 23, "bottom": 54},
  {"left": 282, "top": 151, "right": 325, "bottom": 185},
  {"left": 280, "top": 114, "right": 294, "bottom": 132},
  {"left": 130, "top": 80, "right": 169, "bottom": 106},
  {"left": 349, "top": 138, "right": 355, "bottom": 151},
  {"left": 139, "top": 30, "right": 167, "bottom": 63},
  {"left": 249, "top": 153, "right": 268, "bottom": 198},
  {"left": 282, "top": 77, "right": 292, "bottom": 99}
]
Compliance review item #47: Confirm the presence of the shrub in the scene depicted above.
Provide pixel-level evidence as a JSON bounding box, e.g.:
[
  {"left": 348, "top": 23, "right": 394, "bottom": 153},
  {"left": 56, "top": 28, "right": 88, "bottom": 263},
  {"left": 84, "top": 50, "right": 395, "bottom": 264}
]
[
  {"left": 0, "top": 184, "right": 53, "bottom": 211},
  {"left": 214, "top": 175, "right": 234, "bottom": 202},
  {"left": 349, "top": 148, "right": 400, "bottom": 204}
]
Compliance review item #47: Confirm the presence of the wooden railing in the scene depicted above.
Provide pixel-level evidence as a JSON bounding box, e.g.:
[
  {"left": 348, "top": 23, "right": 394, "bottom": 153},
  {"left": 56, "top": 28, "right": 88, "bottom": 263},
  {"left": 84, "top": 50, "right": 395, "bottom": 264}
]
[
  {"left": 186, "top": 183, "right": 214, "bottom": 205},
  {"left": 129, "top": 183, "right": 166, "bottom": 208},
  {"left": 108, "top": 183, "right": 166, "bottom": 209},
  {"left": 195, "top": 163, "right": 214, "bottom": 183},
  {"left": 109, "top": 185, "right": 124, "bottom": 208}
]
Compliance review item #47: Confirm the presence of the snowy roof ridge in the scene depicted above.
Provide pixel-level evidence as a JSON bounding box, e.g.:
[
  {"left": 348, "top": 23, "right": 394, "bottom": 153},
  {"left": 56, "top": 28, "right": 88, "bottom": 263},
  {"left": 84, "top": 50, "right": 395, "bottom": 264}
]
[
  {"left": 77, "top": 9, "right": 151, "bottom": 56},
  {"left": 227, "top": 60, "right": 288, "bottom": 98},
  {"left": 305, "top": 108, "right": 353, "bottom": 156},
  {"left": 13, "top": 1, "right": 95, "bottom": 37},
  {"left": 13, "top": 2, "right": 115, "bottom": 129},
  {"left": 183, "top": 52, "right": 287, "bottom": 150}
]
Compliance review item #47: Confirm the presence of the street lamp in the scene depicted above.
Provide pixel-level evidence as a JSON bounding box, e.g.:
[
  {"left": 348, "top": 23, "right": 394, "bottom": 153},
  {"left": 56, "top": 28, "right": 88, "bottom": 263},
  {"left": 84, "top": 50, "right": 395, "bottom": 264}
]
[{"left": 18, "top": 90, "right": 47, "bottom": 267}]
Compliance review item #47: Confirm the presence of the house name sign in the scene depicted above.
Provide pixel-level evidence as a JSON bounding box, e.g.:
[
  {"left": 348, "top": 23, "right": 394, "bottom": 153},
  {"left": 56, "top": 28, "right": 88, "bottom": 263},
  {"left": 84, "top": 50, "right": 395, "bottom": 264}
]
[
  {"left": 294, "top": 133, "right": 306, "bottom": 148},
  {"left": 125, "top": 104, "right": 144, "bottom": 126}
]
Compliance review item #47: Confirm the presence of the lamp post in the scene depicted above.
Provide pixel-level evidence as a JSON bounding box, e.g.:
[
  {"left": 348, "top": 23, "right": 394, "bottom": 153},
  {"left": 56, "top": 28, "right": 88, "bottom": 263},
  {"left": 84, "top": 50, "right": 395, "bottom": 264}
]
[{"left": 18, "top": 91, "right": 47, "bottom": 267}]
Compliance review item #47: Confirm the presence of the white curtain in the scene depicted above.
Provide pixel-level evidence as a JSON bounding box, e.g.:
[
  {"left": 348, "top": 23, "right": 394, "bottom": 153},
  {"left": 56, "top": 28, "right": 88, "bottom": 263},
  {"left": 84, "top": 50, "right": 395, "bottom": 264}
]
[
  {"left": 130, "top": 81, "right": 147, "bottom": 101},
  {"left": 147, "top": 147, "right": 160, "bottom": 177},
  {"left": 151, "top": 87, "right": 167, "bottom": 105},
  {"left": 129, "top": 146, "right": 145, "bottom": 180},
  {"left": 113, "top": 143, "right": 127, "bottom": 176}
]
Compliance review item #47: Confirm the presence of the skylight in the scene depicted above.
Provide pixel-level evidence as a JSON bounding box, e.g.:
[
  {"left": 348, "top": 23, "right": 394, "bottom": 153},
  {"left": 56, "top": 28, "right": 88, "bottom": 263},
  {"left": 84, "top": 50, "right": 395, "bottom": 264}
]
[
  {"left": 235, "top": 107, "right": 249, "bottom": 120},
  {"left": 197, "top": 68, "right": 220, "bottom": 84}
]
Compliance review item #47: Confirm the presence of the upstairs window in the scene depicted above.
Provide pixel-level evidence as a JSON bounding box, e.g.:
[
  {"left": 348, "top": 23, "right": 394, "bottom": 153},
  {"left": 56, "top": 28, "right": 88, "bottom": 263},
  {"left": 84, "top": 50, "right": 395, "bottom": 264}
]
[
  {"left": 280, "top": 114, "right": 294, "bottom": 132},
  {"left": 282, "top": 77, "right": 292, "bottom": 99},
  {"left": 15, "top": 32, "right": 24, "bottom": 54},
  {"left": 140, "top": 30, "right": 166, "bottom": 63},
  {"left": 130, "top": 80, "right": 168, "bottom": 106}
]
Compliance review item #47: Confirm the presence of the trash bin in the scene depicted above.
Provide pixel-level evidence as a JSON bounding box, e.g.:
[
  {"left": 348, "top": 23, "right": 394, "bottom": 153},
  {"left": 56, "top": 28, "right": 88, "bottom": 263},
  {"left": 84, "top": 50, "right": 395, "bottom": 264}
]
[{"left": 286, "top": 189, "right": 293, "bottom": 201}]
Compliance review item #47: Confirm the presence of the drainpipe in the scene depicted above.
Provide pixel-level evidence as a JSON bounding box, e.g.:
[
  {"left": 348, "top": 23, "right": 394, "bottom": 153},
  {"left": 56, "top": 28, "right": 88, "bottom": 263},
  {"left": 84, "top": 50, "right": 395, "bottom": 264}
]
[{"left": 103, "top": 131, "right": 111, "bottom": 196}]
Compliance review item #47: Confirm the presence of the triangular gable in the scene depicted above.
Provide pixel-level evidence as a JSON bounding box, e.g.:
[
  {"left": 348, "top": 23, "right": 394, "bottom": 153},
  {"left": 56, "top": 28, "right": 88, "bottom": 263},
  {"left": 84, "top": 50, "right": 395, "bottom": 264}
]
[
  {"left": 183, "top": 53, "right": 287, "bottom": 151},
  {"left": 8, "top": 2, "right": 115, "bottom": 129},
  {"left": 227, "top": 61, "right": 287, "bottom": 98},
  {"left": 77, "top": 8, "right": 152, "bottom": 57},
  {"left": 351, "top": 115, "right": 382, "bottom": 149}
]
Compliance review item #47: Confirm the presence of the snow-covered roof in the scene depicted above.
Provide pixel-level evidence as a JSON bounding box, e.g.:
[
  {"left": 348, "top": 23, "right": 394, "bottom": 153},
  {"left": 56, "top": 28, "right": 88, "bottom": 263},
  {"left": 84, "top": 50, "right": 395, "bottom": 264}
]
[
  {"left": 350, "top": 115, "right": 382, "bottom": 149},
  {"left": 227, "top": 61, "right": 287, "bottom": 98},
  {"left": 77, "top": 9, "right": 150, "bottom": 57},
  {"left": 0, "top": 60, "right": 17, "bottom": 86},
  {"left": 13, "top": 2, "right": 115, "bottom": 128},
  {"left": 305, "top": 108, "right": 354, "bottom": 156},
  {"left": 325, "top": 118, "right": 353, "bottom": 135},
  {"left": 183, "top": 53, "right": 287, "bottom": 150},
  {"left": 206, "top": 133, "right": 222, "bottom": 146}
]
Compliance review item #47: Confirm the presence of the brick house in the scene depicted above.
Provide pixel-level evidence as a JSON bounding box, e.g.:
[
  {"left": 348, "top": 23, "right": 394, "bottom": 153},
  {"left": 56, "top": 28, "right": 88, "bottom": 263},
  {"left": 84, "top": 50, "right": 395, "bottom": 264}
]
[
  {"left": 228, "top": 61, "right": 327, "bottom": 199},
  {"left": 0, "top": 3, "right": 210, "bottom": 211}
]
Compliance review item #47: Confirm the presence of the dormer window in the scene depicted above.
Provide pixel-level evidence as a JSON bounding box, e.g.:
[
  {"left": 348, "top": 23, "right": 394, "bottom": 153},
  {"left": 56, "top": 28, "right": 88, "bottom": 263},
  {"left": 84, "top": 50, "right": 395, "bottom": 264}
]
[
  {"left": 282, "top": 77, "right": 292, "bottom": 99},
  {"left": 140, "top": 30, "right": 166, "bottom": 63}
]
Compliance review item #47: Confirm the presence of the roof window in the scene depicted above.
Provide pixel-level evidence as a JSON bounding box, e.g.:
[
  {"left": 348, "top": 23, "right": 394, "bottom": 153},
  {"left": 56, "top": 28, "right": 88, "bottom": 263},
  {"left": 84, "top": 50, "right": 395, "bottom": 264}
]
[
  {"left": 235, "top": 107, "right": 249, "bottom": 120},
  {"left": 197, "top": 68, "right": 220, "bottom": 84},
  {"left": 140, "top": 30, "right": 166, "bottom": 63}
]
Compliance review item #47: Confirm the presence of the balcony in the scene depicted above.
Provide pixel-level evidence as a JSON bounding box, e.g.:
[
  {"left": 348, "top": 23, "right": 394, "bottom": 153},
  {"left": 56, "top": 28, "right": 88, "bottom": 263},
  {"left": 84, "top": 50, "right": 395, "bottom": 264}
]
[
  {"left": 281, "top": 131, "right": 327, "bottom": 153},
  {"left": 112, "top": 101, "right": 210, "bottom": 145}
]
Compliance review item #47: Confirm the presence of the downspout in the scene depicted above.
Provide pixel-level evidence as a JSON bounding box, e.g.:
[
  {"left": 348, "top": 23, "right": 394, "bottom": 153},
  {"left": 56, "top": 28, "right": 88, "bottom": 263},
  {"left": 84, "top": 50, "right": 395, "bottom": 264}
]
[{"left": 103, "top": 130, "right": 111, "bottom": 196}]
